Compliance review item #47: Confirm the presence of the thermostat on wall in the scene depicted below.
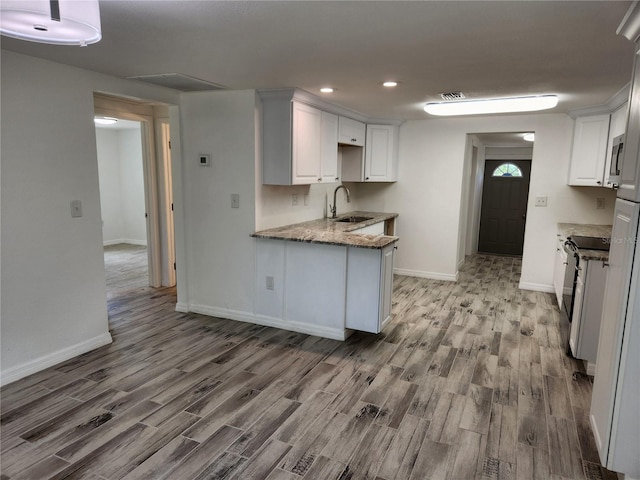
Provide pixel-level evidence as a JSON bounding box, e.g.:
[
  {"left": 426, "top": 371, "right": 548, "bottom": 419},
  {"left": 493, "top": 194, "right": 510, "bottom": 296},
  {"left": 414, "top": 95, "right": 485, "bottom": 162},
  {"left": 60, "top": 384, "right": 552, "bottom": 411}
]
[{"left": 199, "top": 154, "right": 210, "bottom": 166}]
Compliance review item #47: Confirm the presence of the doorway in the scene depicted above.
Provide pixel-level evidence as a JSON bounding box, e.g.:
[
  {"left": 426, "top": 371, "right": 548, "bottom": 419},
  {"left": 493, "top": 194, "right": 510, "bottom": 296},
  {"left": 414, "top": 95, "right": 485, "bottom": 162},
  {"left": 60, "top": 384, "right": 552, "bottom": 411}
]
[
  {"left": 478, "top": 159, "right": 531, "bottom": 255},
  {"left": 94, "top": 93, "right": 176, "bottom": 297}
]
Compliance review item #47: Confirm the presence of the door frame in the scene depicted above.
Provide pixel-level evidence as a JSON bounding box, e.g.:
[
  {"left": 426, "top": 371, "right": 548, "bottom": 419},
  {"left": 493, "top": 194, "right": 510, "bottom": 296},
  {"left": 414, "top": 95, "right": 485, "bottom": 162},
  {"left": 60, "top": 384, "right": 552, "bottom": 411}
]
[
  {"left": 156, "top": 118, "right": 176, "bottom": 287},
  {"left": 463, "top": 137, "right": 534, "bottom": 257},
  {"left": 94, "top": 106, "right": 162, "bottom": 287}
]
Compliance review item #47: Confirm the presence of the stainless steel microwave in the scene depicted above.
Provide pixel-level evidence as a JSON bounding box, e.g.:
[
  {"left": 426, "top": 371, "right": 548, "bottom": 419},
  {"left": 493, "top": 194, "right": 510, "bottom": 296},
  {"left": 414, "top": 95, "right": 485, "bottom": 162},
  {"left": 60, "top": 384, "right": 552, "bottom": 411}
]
[{"left": 609, "top": 134, "right": 624, "bottom": 186}]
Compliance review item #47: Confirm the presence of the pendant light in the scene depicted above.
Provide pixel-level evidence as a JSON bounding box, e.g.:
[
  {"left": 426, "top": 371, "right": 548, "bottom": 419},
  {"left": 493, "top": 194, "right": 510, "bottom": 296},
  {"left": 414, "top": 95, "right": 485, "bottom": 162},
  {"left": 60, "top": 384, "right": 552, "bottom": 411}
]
[{"left": 0, "top": 0, "right": 101, "bottom": 46}]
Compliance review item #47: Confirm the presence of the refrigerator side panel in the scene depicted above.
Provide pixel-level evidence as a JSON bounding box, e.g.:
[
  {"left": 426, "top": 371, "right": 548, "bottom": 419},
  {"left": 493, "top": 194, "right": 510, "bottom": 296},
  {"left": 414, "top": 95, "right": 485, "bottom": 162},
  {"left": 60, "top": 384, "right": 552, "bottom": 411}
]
[
  {"left": 609, "top": 233, "right": 640, "bottom": 476},
  {"left": 618, "top": 47, "right": 640, "bottom": 201},
  {"left": 590, "top": 199, "right": 640, "bottom": 465}
]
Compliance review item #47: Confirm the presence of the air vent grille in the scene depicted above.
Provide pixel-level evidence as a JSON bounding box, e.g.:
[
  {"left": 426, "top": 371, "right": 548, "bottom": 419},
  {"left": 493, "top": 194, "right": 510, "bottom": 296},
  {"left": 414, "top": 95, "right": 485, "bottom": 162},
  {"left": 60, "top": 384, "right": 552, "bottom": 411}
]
[
  {"left": 127, "top": 73, "right": 225, "bottom": 92},
  {"left": 440, "top": 92, "right": 465, "bottom": 101}
]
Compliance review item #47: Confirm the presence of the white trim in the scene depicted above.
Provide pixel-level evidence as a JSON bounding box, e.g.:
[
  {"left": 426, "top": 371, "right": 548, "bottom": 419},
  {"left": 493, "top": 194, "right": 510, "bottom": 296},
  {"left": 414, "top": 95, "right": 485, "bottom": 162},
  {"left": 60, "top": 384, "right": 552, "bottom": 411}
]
[
  {"left": 518, "top": 281, "right": 555, "bottom": 293},
  {"left": 175, "top": 302, "right": 189, "bottom": 313},
  {"left": 585, "top": 361, "right": 596, "bottom": 376},
  {"left": 0, "top": 332, "right": 113, "bottom": 387},
  {"left": 103, "top": 239, "right": 148, "bottom": 246},
  {"left": 394, "top": 268, "right": 459, "bottom": 282},
  {"left": 188, "top": 304, "right": 349, "bottom": 341}
]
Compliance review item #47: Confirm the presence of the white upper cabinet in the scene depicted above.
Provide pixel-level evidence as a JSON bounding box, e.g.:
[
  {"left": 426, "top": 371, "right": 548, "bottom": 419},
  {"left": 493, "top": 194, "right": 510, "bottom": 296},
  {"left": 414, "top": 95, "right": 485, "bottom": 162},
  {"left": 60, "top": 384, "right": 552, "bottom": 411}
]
[
  {"left": 320, "top": 111, "right": 340, "bottom": 183},
  {"left": 619, "top": 48, "right": 640, "bottom": 202},
  {"left": 365, "top": 124, "right": 398, "bottom": 182},
  {"left": 568, "top": 114, "right": 611, "bottom": 186},
  {"left": 261, "top": 92, "right": 339, "bottom": 185},
  {"left": 341, "top": 124, "right": 399, "bottom": 183},
  {"left": 338, "top": 116, "right": 366, "bottom": 146},
  {"left": 291, "top": 102, "right": 322, "bottom": 184}
]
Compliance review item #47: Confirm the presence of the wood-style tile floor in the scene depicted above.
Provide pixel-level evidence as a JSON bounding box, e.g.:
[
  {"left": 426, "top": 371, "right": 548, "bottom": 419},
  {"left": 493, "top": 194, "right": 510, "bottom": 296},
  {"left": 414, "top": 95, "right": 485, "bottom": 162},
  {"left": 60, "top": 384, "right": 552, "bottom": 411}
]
[{"left": 0, "top": 246, "right": 619, "bottom": 480}]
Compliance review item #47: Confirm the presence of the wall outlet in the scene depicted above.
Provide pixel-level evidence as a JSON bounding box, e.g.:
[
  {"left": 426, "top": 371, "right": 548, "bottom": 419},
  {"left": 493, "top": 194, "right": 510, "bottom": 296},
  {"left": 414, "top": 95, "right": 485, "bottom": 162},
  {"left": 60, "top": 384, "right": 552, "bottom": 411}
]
[
  {"left": 231, "top": 194, "right": 240, "bottom": 208},
  {"left": 596, "top": 197, "right": 605, "bottom": 210},
  {"left": 534, "top": 196, "right": 548, "bottom": 207},
  {"left": 266, "top": 276, "right": 274, "bottom": 290},
  {"left": 292, "top": 194, "right": 298, "bottom": 206}
]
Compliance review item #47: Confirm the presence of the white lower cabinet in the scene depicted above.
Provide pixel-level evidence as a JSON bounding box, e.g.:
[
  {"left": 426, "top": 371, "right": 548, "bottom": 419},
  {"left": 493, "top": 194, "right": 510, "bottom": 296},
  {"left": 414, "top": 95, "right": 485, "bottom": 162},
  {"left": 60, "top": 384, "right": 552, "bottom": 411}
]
[
  {"left": 284, "top": 242, "right": 347, "bottom": 330},
  {"left": 345, "top": 244, "right": 395, "bottom": 333},
  {"left": 255, "top": 238, "right": 395, "bottom": 338}
]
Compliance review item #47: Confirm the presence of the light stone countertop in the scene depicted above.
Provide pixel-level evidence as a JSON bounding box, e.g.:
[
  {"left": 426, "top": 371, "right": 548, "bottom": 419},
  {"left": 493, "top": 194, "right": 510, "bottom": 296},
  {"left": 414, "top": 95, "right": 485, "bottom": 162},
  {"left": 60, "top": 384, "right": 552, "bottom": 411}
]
[
  {"left": 251, "top": 211, "right": 399, "bottom": 249},
  {"left": 557, "top": 223, "right": 612, "bottom": 261}
]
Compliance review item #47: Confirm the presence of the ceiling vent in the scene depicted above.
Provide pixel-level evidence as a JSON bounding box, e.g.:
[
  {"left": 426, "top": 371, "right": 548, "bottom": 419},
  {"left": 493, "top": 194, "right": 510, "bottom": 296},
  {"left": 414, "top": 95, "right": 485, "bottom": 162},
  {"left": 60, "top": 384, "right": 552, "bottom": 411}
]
[
  {"left": 127, "top": 73, "right": 225, "bottom": 92},
  {"left": 440, "top": 92, "right": 466, "bottom": 101}
]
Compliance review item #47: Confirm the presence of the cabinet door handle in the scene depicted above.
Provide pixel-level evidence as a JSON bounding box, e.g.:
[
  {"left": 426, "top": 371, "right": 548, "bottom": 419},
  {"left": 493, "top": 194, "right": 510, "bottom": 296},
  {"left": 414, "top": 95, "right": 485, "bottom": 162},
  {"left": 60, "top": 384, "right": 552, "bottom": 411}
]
[
  {"left": 335, "top": 177, "right": 339, "bottom": 180},
  {"left": 365, "top": 177, "right": 370, "bottom": 180},
  {"left": 317, "top": 178, "right": 322, "bottom": 182},
  {"left": 597, "top": 180, "right": 602, "bottom": 185}
]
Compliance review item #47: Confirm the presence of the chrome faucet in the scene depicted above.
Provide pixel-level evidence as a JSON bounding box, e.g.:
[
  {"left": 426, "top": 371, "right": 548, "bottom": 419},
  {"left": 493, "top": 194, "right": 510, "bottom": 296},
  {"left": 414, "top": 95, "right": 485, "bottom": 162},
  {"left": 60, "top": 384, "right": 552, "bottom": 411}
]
[{"left": 330, "top": 184, "right": 351, "bottom": 219}]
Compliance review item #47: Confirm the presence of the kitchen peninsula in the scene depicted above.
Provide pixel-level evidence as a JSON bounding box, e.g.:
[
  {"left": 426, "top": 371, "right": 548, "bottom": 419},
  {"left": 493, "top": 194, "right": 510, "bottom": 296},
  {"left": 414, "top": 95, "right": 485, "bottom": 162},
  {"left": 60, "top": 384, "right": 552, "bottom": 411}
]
[{"left": 252, "top": 212, "right": 398, "bottom": 340}]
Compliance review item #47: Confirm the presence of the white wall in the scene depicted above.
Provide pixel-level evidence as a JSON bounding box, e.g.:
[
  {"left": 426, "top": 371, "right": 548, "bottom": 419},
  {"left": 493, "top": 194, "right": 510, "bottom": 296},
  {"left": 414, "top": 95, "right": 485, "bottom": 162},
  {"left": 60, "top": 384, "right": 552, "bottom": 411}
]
[
  {"left": 96, "top": 126, "right": 147, "bottom": 245},
  {"left": 96, "top": 129, "right": 124, "bottom": 243},
  {"left": 118, "top": 128, "right": 147, "bottom": 245},
  {"left": 388, "top": 113, "right": 617, "bottom": 289},
  {"left": 0, "top": 51, "right": 179, "bottom": 385},
  {"left": 178, "top": 90, "right": 257, "bottom": 316}
]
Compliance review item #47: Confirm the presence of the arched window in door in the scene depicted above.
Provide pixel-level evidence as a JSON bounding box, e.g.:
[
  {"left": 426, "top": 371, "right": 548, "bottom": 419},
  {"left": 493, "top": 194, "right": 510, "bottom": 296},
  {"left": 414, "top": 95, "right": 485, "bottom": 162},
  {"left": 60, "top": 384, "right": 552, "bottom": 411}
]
[{"left": 492, "top": 162, "right": 523, "bottom": 177}]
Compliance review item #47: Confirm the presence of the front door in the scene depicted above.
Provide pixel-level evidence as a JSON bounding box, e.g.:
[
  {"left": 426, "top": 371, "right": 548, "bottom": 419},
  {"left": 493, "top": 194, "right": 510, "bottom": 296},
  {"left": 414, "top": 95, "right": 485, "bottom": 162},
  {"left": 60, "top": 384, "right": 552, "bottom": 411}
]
[{"left": 478, "top": 160, "right": 531, "bottom": 255}]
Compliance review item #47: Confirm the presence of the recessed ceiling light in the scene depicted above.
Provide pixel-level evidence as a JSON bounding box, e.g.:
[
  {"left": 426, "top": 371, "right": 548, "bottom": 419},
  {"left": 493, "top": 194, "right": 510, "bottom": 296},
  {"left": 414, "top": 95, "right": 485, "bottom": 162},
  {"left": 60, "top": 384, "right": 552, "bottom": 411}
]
[
  {"left": 94, "top": 116, "right": 118, "bottom": 125},
  {"left": 523, "top": 133, "right": 535, "bottom": 142},
  {"left": 383, "top": 81, "right": 398, "bottom": 88},
  {"left": 424, "top": 95, "right": 558, "bottom": 116},
  {"left": 320, "top": 87, "right": 334, "bottom": 93}
]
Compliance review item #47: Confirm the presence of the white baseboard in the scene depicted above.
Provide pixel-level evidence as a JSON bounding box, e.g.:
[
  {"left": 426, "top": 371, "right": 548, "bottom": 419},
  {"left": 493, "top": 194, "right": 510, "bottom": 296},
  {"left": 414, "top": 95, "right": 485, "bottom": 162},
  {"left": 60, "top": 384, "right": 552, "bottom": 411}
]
[
  {"left": 175, "top": 302, "right": 190, "bottom": 313},
  {"left": 103, "top": 239, "right": 148, "bottom": 247},
  {"left": 188, "top": 304, "right": 349, "bottom": 341},
  {"left": 0, "top": 332, "right": 113, "bottom": 387},
  {"left": 394, "top": 268, "right": 458, "bottom": 282},
  {"left": 124, "top": 239, "right": 147, "bottom": 246},
  {"left": 518, "top": 281, "right": 554, "bottom": 293}
]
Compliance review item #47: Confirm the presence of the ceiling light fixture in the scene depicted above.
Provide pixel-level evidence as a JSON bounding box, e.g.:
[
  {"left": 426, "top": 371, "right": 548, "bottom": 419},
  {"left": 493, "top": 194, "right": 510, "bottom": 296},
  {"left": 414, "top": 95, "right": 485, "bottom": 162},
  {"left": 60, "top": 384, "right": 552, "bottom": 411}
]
[
  {"left": 320, "top": 87, "right": 334, "bottom": 93},
  {"left": 424, "top": 95, "right": 558, "bottom": 116},
  {"left": 0, "top": 0, "right": 101, "bottom": 46},
  {"left": 94, "top": 117, "right": 118, "bottom": 125},
  {"left": 383, "top": 81, "right": 398, "bottom": 88},
  {"left": 523, "top": 133, "right": 535, "bottom": 142}
]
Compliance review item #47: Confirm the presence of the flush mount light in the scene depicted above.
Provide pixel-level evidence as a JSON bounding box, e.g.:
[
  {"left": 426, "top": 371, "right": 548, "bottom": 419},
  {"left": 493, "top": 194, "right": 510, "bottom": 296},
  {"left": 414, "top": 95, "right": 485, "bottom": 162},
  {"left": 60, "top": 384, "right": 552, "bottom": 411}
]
[
  {"left": 0, "top": 0, "right": 101, "bottom": 46},
  {"left": 523, "top": 133, "right": 535, "bottom": 142},
  {"left": 94, "top": 117, "right": 118, "bottom": 125},
  {"left": 320, "top": 87, "right": 334, "bottom": 93},
  {"left": 383, "top": 81, "right": 398, "bottom": 88},
  {"left": 424, "top": 95, "right": 558, "bottom": 116}
]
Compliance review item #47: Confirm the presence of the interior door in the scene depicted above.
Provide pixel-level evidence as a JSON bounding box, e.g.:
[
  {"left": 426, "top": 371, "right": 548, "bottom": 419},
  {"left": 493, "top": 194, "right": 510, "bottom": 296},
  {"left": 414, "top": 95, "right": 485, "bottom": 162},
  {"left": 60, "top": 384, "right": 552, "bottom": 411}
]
[{"left": 478, "top": 159, "right": 531, "bottom": 255}]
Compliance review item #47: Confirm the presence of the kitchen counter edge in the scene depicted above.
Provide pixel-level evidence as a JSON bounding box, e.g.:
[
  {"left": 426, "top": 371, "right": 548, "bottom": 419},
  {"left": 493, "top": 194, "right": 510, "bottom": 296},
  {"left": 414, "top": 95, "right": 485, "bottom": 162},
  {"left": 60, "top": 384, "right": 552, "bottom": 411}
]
[{"left": 251, "top": 212, "right": 399, "bottom": 249}]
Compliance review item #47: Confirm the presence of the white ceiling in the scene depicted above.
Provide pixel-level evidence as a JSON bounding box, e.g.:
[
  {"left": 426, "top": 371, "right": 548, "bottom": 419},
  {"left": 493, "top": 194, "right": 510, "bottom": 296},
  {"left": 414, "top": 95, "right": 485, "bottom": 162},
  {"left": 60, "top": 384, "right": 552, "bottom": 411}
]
[{"left": 1, "top": 1, "right": 636, "bottom": 120}]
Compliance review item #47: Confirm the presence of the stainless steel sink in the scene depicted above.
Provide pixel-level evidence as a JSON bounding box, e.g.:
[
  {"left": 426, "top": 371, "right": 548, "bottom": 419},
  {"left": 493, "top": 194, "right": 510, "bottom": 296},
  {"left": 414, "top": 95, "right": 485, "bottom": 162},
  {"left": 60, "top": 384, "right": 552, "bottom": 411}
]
[{"left": 336, "top": 215, "right": 373, "bottom": 223}]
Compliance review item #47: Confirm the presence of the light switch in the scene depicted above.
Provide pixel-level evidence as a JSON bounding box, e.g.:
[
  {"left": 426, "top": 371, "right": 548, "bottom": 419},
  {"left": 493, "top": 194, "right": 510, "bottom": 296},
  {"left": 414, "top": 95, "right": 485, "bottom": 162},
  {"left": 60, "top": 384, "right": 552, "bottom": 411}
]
[
  {"left": 292, "top": 194, "right": 298, "bottom": 206},
  {"left": 231, "top": 194, "right": 240, "bottom": 208},
  {"left": 70, "top": 200, "right": 82, "bottom": 218}
]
